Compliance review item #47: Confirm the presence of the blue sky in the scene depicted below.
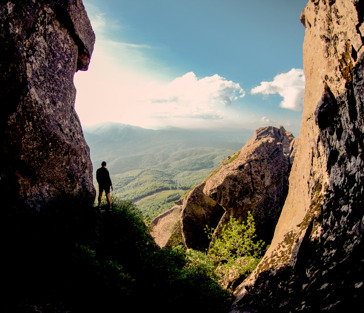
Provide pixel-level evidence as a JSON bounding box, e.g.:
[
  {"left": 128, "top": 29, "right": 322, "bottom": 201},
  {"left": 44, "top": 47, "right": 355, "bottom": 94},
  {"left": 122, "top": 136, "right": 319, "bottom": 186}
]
[{"left": 75, "top": 0, "right": 308, "bottom": 135}]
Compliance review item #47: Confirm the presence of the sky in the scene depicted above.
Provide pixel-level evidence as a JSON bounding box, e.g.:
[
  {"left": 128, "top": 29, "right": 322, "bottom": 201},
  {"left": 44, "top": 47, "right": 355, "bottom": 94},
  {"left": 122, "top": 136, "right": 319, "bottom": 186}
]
[{"left": 74, "top": 0, "right": 308, "bottom": 136}]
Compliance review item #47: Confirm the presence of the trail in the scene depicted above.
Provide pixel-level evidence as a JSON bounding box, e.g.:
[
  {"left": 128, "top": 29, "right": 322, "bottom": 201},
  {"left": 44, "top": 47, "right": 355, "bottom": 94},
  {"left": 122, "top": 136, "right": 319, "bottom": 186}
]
[{"left": 134, "top": 189, "right": 170, "bottom": 204}]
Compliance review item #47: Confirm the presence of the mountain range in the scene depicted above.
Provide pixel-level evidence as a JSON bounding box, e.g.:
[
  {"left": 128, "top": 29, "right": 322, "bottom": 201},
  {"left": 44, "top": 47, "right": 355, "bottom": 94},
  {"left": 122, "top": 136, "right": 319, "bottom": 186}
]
[{"left": 84, "top": 123, "right": 253, "bottom": 218}]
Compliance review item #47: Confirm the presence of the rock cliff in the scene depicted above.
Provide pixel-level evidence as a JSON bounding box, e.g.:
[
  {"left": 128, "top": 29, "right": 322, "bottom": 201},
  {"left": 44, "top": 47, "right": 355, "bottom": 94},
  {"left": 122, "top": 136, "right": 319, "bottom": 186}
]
[
  {"left": 0, "top": 0, "right": 96, "bottom": 210},
  {"left": 232, "top": 1, "right": 364, "bottom": 312},
  {"left": 151, "top": 126, "right": 295, "bottom": 251}
]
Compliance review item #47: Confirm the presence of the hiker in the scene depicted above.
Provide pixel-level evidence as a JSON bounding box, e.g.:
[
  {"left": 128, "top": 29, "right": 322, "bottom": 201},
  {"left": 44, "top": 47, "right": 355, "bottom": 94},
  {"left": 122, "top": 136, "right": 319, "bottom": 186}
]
[{"left": 96, "top": 161, "right": 114, "bottom": 209}]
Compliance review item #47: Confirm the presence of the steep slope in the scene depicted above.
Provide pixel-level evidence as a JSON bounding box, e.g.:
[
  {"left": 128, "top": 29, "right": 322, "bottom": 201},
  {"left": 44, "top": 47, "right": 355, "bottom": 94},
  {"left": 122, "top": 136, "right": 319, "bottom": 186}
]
[
  {"left": 0, "top": 0, "right": 96, "bottom": 210},
  {"left": 232, "top": 1, "right": 364, "bottom": 312}
]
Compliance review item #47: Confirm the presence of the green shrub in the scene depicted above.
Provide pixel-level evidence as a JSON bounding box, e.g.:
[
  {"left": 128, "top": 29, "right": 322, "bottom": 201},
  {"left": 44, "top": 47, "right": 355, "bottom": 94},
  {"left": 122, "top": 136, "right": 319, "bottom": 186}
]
[
  {"left": 207, "top": 212, "right": 266, "bottom": 287},
  {"left": 169, "top": 246, "right": 232, "bottom": 312}
]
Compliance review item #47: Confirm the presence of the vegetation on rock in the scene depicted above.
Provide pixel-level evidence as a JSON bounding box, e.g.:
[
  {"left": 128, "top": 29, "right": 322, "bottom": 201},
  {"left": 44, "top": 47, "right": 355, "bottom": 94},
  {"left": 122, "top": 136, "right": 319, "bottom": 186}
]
[
  {"left": 172, "top": 212, "right": 267, "bottom": 291},
  {"left": 208, "top": 212, "right": 266, "bottom": 285}
]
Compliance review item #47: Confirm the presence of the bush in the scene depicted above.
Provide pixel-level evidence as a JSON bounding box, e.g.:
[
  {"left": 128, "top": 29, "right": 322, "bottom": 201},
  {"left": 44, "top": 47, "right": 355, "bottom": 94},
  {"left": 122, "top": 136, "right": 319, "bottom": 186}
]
[
  {"left": 207, "top": 212, "right": 266, "bottom": 288},
  {"left": 168, "top": 246, "right": 232, "bottom": 312}
]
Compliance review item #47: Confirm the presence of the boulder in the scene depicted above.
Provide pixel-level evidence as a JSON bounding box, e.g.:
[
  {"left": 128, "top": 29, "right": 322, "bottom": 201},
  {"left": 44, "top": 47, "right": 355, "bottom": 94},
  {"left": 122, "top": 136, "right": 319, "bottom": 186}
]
[
  {"left": 0, "top": 0, "right": 96, "bottom": 210},
  {"left": 204, "top": 126, "right": 295, "bottom": 245},
  {"left": 232, "top": 1, "right": 364, "bottom": 312},
  {"left": 181, "top": 182, "right": 225, "bottom": 251}
]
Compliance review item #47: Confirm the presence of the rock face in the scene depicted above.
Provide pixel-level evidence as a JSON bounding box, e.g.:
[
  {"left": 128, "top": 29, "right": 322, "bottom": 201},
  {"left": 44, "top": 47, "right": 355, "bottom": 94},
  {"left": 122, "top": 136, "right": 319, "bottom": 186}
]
[
  {"left": 151, "top": 126, "right": 295, "bottom": 251},
  {"left": 181, "top": 182, "right": 226, "bottom": 251},
  {"left": 0, "top": 0, "right": 96, "bottom": 210},
  {"left": 204, "top": 126, "right": 295, "bottom": 246},
  {"left": 232, "top": 1, "right": 364, "bottom": 312},
  {"left": 150, "top": 205, "right": 183, "bottom": 248}
]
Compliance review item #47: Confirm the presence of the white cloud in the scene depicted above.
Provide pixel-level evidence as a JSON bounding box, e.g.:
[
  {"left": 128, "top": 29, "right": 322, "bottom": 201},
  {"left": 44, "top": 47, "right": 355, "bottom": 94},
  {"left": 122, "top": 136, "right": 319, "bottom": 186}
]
[
  {"left": 260, "top": 116, "right": 276, "bottom": 125},
  {"left": 126, "top": 72, "right": 245, "bottom": 129},
  {"left": 251, "top": 68, "right": 305, "bottom": 111},
  {"left": 145, "top": 72, "right": 245, "bottom": 117}
]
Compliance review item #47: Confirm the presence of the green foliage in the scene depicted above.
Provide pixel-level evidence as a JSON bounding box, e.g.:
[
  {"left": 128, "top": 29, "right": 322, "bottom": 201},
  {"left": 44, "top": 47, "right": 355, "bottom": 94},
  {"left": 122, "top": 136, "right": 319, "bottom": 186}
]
[
  {"left": 207, "top": 212, "right": 266, "bottom": 285},
  {"left": 137, "top": 189, "right": 185, "bottom": 221},
  {"left": 184, "top": 248, "right": 217, "bottom": 278},
  {"left": 169, "top": 246, "right": 232, "bottom": 311},
  {"left": 3, "top": 197, "right": 231, "bottom": 312},
  {"left": 220, "top": 150, "right": 241, "bottom": 166},
  {"left": 172, "top": 213, "right": 266, "bottom": 291}
]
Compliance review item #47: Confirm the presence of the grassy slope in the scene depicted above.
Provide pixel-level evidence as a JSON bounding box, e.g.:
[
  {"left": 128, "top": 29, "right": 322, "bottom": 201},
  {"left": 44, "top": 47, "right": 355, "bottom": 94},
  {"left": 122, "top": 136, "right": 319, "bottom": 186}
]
[{"left": 2, "top": 199, "right": 231, "bottom": 312}]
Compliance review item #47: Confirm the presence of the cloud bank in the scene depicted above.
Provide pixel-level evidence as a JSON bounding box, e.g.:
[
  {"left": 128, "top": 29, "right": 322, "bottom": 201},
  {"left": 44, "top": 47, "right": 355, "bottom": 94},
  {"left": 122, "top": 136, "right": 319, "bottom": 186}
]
[{"left": 251, "top": 68, "right": 305, "bottom": 111}]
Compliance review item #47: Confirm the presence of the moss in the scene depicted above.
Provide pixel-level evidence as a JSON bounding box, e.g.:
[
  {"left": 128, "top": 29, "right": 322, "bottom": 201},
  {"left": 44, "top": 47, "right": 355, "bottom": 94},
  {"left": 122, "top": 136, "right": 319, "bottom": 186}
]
[
  {"left": 166, "top": 220, "right": 185, "bottom": 248},
  {"left": 223, "top": 150, "right": 241, "bottom": 165},
  {"left": 300, "top": 181, "right": 328, "bottom": 230},
  {"left": 254, "top": 230, "right": 297, "bottom": 274},
  {"left": 204, "top": 166, "right": 223, "bottom": 182},
  {"left": 254, "top": 181, "right": 329, "bottom": 274},
  {"left": 204, "top": 150, "right": 241, "bottom": 182},
  {"left": 339, "top": 40, "right": 354, "bottom": 83}
]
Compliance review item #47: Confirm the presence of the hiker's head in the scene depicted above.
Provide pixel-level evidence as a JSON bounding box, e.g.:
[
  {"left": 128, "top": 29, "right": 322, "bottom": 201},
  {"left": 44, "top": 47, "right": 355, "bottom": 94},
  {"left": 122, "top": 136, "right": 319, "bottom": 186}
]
[{"left": 101, "top": 161, "right": 107, "bottom": 167}]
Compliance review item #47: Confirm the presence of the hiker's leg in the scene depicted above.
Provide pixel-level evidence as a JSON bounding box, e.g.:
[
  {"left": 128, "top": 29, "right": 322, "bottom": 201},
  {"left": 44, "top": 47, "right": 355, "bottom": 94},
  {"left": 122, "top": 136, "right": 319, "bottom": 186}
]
[
  {"left": 98, "top": 191, "right": 103, "bottom": 207},
  {"left": 106, "top": 192, "right": 112, "bottom": 208}
]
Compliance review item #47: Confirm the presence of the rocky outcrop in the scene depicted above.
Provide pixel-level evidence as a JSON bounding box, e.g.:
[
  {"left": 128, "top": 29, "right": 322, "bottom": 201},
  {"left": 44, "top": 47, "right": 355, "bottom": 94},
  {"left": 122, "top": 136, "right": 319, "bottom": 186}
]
[
  {"left": 231, "top": 1, "right": 364, "bottom": 312},
  {"left": 204, "top": 126, "right": 295, "bottom": 246},
  {"left": 151, "top": 126, "right": 295, "bottom": 251},
  {"left": 0, "top": 0, "right": 96, "bottom": 210}
]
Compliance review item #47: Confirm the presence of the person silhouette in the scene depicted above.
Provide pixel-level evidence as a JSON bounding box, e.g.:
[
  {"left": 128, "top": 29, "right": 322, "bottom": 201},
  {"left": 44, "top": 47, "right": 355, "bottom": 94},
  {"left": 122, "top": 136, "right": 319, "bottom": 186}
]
[{"left": 96, "top": 161, "right": 114, "bottom": 209}]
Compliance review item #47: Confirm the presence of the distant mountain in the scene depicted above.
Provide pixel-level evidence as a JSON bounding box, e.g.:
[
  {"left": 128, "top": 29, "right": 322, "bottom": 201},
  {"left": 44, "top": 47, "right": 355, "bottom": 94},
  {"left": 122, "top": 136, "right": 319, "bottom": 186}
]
[{"left": 84, "top": 123, "right": 253, "bottom": 218}]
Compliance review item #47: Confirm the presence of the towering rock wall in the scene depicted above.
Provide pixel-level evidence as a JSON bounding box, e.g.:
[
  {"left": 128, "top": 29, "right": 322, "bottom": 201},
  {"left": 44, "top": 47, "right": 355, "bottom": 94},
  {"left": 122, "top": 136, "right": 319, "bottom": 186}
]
[
  {"left": 232, "top": 1, "right": 364, "bottom": 311},
  {"left": 0, "top": 0, "right": 96, "bottom": 210}
]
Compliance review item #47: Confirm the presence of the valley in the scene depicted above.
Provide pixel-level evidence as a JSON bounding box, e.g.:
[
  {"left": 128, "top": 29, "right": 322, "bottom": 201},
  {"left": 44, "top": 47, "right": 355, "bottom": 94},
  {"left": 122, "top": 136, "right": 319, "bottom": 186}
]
[{"left": 84, "top": 123, "right": 252, "bottom": 218}]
